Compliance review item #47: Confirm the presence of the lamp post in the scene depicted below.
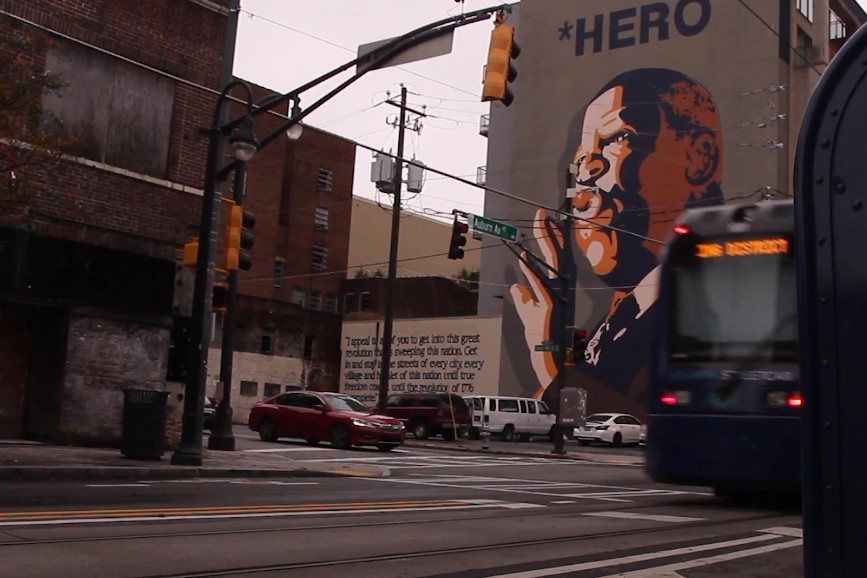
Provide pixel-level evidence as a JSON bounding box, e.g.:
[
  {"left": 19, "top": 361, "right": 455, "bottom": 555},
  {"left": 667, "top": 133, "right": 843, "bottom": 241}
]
[
  {"left": 171, "top": 79, "right": 258, "bottom": 466},
  {"left": 208, "top": 94, "right": 302, "bottom": 453}
]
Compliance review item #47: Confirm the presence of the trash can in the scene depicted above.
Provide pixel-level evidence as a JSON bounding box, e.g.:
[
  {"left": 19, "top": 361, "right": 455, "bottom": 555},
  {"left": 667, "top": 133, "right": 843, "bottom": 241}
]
[{"left": 121, "top": 389, "right": 169, "bottom": 460}]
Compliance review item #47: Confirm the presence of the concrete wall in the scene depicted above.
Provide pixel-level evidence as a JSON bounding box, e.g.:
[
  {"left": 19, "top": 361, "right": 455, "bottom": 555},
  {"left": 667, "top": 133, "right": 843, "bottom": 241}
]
[{"left": 60, "top": 312, "right": 170, "bottom": 442}]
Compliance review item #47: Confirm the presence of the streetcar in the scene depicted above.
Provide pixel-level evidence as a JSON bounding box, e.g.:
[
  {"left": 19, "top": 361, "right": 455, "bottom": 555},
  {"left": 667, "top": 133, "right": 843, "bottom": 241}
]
[{"left": 645, "top": 199, "right": 801, "bottom": 496}]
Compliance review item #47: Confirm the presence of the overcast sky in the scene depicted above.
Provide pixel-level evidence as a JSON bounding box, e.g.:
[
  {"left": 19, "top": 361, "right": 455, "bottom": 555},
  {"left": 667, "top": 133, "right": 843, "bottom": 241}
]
[{"left": 233, "top": 0, "right": 867, "bottom": 223}]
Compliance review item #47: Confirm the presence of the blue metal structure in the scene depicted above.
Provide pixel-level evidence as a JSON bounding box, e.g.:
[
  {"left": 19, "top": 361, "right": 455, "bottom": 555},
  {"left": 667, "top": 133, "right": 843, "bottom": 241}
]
[{"left": 794, "top": 17, "right": 867, "bottom": 578}]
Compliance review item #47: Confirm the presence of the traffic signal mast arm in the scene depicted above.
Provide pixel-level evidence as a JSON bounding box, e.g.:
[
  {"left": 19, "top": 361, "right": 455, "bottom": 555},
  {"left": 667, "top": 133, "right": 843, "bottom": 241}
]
[{"left": 214, "top": 5, "right": 515, "bottom": 181}]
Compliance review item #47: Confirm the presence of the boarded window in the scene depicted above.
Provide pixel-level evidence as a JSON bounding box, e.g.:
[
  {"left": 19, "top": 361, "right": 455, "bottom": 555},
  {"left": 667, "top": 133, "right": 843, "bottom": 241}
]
[
  {"left": 314, "top": 207, "right": 329, "bottom": 230},
  {"left": 240, "top": 381, "right": 258, "bottom": 397},
  {"left": 263, "top": 383, "right": 281, "bottom": 399},
  {"left": 42, "top": 44, "right": 175, "bottom": 178},
  {"left": 317, "top": 167, "right": 333, "bottom": 192},
  {"left": 312, "top": 245, "right": 328, "bottom": 270}
]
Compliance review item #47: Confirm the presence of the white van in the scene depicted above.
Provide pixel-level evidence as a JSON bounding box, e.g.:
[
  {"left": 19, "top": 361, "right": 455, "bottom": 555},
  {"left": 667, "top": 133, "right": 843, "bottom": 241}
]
[{"left": 464, "top": 396, "right": 556, "bottom": 442}]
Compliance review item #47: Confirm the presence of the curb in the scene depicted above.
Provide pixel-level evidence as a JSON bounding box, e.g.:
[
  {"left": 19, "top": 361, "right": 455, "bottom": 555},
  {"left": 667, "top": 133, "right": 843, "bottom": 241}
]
[
  {"left": 403, "top": 441, "right": 644, "bottom": 466},
  {"left": 0, "top": 464, "right": 391, "bottom": 482}
]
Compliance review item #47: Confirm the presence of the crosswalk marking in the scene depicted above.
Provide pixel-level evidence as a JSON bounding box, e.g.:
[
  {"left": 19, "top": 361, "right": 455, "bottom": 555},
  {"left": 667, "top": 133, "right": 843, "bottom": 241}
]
[
  {"left": 480, "top": 530, "right": 799, "bottom": 578},
  {"left": 584, "top": 511, "right": 705, "bottom": 523}
]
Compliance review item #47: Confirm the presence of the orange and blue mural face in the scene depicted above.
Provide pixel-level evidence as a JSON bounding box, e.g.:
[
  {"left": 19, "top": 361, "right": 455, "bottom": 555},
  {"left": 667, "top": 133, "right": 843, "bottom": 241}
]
[{"left": 508, "top": 68, "right": 724, "bottom": 415}]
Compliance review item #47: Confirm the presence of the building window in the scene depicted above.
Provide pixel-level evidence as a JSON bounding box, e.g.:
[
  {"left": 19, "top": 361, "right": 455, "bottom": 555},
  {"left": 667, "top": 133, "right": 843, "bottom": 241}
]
[
  {"left": 360, "top": 291, "right": 373, "bottom": 312},
  {"left": 796, "top": 27, "right": 815, "bottom": 64},
  {"left": 273, "top": 259, "right": 285, "bottom": 288},
  {"left": 240, "top": 381, "right": 258, "bottom": 397},
  {"left": 312, "top": 245, "right": 328, "bottom": 270},
  {"left": 261, "top": 335, "right": 273, "bottom": 354},
  {"left": 303, "top": 335, "right": 315, "bottom": 359},
  {"left": 317, "top": 167, "right": 333, "bottom": 192},
  {"left": 343, "top": 293, "right": 357, "bottom": 313},
  {"left": 285, "top": 384, "right": 302, "bottom": 392},
  {"left": 314, "top": 207, "right": 329, "bottom": 230},
  {"left": 830, "top": 10, "right": 846, "bottom": 40},
  {"left": 309, "top": 291, "right": 322, "bottom": 311},
  {"left": 797, "top": 0, "right": 813, "bottom": 22},
  {"left": 325, "top": 293, "right": 338, "bottom": 313},
  {"left": 264, "top": 383, "right": 281, "bottom": 399},
  {"left": 291, "top": 289, "right": 306, "bottom": 307}
]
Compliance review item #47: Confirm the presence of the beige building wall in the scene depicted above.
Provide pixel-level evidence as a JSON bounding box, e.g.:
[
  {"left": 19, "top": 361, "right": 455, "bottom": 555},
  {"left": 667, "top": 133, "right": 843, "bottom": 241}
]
[{"left": 347, "top": 196, "right": 481, "bottom": 279}]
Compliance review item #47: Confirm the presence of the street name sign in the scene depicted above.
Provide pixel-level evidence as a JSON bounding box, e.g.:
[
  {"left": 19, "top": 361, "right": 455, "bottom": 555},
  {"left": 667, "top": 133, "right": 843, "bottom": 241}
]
[
  {"left": 469, "top": 214, "right": 519, "bottom": 243},
  {"left": 534, "top": 342, "right": 559, "bottom": 352}
]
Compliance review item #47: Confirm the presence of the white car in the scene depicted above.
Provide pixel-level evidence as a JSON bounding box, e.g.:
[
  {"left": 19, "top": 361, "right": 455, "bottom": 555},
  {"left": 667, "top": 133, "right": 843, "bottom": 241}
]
[{"left": 574, "top": 413, "right": 643, "bottom": 447}]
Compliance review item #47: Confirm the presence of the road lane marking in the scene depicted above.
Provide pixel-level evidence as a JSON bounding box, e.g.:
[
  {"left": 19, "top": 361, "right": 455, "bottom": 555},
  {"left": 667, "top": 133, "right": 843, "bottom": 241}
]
[
  {"left": 760, "top": 526, "right": 803, "bottom": 537},
  {"left": 0, "top": 499, "right": 532, "bottom": 527},
  {"left": 595, "top": 538, "right": 803, "bottom": 577},
  {"left": 584, "top": 511, "right": 705, "bottom": 523},
  {"left": 551, "top": 500, "right": 576, "bottom": 504},
  {"left": 85, "top": 484, "right": 150, "bottom": 488},
  {"left": 243, "top": 447, "right": 327, "bottom": 453},
  {"left": 480, "top": 533, "right": 785, "bottom": 577}
]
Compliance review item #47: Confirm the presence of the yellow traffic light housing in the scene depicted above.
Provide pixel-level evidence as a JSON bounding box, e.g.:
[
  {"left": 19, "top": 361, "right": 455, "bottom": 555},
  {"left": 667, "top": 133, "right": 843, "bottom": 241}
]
[
  {"left": 225, "top": 204, "right": 255, "bottom": 271},
  {"left": 182, "top": 239, "right": 199, "bottom": 268},
  {"left": 482, "top": 21, "right": 519, "bottom": 106}
]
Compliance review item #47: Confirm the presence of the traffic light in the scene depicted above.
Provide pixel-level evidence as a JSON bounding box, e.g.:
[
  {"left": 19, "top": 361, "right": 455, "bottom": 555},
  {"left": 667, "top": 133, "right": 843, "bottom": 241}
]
[
  {"left": 481, "top": 20, "right": 520, "bottom": 106},
  {"left": 226, "top": 204, "right": 255, "bottom": 271},
  {"left": 182, "top": 238, "right": 199, "bottom": 268},
  {"left": 212, "top": 281, "right": 228, "bottom": 313},
  {"left": 448, "top": 218, "right": 469, "bottom": 260},
  {"left": 573, "top": 328, "right": 589, "bottom": 362}
]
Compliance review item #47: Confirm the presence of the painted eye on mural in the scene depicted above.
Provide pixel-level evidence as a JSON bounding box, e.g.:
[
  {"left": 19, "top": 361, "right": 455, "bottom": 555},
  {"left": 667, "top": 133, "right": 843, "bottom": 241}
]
[{"left": 598, "top": 130, "right": 635, "bottom": 151}]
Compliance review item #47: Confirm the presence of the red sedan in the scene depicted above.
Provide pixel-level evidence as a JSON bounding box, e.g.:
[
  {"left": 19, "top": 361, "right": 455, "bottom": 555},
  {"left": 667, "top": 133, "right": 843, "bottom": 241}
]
[{"left": 248, "top": 391, "right": 405, "bottom": 451}]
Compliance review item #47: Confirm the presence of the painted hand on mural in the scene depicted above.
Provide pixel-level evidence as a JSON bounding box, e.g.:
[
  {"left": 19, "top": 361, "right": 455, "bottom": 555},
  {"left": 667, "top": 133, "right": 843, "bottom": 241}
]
[{"left": 509, "top": 209, "right": 569, "bottom": 396}]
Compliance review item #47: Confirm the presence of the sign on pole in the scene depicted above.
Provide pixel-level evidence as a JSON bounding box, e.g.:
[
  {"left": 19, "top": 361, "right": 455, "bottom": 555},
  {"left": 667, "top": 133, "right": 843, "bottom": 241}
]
[
  {"left": 469, "top": 214, "right": 519, "bottom": 243},
  {"left": 357, "top": 31, "right": 454, "bottom": 73}
]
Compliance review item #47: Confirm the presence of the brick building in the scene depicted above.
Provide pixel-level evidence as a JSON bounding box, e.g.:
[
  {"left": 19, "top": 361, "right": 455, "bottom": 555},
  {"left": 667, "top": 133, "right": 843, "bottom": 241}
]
[
  {"left": 342, "top": 276, "right": 477, "bottom": 321},
  {"left": 0, "top": 1, "right": 353, "bottom": 441}
]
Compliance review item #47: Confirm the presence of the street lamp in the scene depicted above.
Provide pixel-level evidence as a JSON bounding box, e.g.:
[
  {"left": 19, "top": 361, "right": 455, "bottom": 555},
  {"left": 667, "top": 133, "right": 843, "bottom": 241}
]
[
  {"left": 286, "top": 96, "right": 303, "bottom": 141},
  {"left": 172, "top": 79, "right": 257, "bottom": 466}
]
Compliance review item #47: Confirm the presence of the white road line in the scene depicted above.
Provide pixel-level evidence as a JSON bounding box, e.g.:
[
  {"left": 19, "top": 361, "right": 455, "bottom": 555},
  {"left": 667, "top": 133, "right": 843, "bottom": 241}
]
[
  {"left": 243, "top": 447, "right": 327, "bottom": 453},
  {"left": 584, "top": 511, "right": 705, "bottom": 523},
  {"left": 760, "top": 526, "right": 803, "bottom": 538},
  {"left": 596, "top": 538, "right": 803, "bottom": 577},
  {"left": 550, "top": 500, "right": 576, "bottom": 504},
  {"left": 85, "top": 484, "right": 150, "bottom": 488},
  {"left": 481, "top": 533, "right": 784, "bottom": 578},
  {"left": 369, "top": 477, "right": 658, "bottom": 503}
]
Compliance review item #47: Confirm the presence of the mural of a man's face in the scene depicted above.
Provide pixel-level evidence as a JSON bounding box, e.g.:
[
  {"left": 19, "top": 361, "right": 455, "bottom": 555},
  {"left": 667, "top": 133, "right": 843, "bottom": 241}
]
[{"left": 568, "top": 70, "right": 723, "bottom": 287}]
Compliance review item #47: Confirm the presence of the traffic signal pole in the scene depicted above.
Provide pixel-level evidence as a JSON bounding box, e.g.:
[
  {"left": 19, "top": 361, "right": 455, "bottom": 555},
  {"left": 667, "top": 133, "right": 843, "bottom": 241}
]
[{"left": 208, "top": 165, "right": 246, "bottom": 452}]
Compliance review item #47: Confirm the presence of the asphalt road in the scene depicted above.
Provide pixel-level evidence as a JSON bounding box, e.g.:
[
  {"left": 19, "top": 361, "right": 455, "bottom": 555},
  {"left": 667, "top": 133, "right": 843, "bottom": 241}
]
[{"left": 0, "top": 429, "right": 803, "bottom": 578}]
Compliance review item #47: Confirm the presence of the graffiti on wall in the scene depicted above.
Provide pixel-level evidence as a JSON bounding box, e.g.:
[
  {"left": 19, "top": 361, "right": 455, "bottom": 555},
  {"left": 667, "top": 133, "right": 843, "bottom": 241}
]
[
  {"left": 339, "top": 317, "right": 502, "bottom": 406},
  {"left": 508, "top": 68, "right": 724, "bottom": 413}
]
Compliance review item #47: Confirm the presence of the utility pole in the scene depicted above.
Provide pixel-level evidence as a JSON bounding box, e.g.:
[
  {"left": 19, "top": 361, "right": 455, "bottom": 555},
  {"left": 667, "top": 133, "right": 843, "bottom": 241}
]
[
  {"left": 376, "top": 85, "right": 426, "bottom": 414},
  {"left": 552, "top": 205, "right": 576, "bottom": 455}
]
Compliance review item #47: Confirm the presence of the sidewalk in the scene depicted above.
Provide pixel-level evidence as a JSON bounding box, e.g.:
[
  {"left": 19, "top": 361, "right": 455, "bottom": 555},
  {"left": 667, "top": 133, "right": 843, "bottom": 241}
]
[
  {"left": 0, "top": 435, "right": 643, "bottom": 483},
  {"left": 0, "top": 440, "right": 389, "bottom": 482}
]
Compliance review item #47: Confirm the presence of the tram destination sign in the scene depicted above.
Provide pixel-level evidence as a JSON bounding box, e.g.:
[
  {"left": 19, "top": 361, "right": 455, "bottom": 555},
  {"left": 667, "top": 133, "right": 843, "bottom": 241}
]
[{"left": 469, "top": 214, "right": 519, "bottom": 243}]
